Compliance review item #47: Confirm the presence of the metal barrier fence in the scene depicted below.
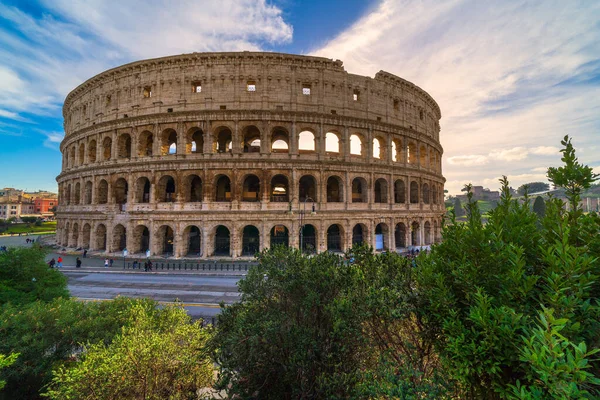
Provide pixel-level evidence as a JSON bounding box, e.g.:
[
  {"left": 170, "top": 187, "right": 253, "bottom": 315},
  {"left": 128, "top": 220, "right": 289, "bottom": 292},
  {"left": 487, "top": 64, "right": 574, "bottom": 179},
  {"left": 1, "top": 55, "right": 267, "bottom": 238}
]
[{"left": 123, "top": 261, "right": 257, "bottom": 272}]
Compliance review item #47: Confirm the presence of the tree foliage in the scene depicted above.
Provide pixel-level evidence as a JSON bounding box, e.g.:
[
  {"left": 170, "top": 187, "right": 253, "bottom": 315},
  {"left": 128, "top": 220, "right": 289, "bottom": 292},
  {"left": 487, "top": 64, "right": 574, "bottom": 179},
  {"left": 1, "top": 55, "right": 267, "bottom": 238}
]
[
  {"left": 0, "top": 246, "right": 68, "bottom": 307},
  {"left": 517, "top": 182, "right": 550, "bottom": 195},
  {"left": 0, "top": 353, "right": 18, "bottom": 391},
  {"left": 533, "top": 195, "right": 546, "bottom": 218},
  {"left": 43, "top": 304, "right": 213, "bottom": 400}
]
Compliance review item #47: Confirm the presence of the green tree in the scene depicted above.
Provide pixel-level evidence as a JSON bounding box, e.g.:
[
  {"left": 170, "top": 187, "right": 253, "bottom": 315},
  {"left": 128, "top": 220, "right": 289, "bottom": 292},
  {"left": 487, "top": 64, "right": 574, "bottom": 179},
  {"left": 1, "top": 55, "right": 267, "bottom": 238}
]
[
  {"left": 532, "top": 195, "right": 545, "bottom": 218},
  {"left": 0, "top": 353, "right": 18, "bottom": 391},
  {"left": 43, "top": 304, "right": 213, "bottom": 400},
  {"left": 517, "top": 182, "right": 550, "bottom": 195},
  {"left": 0, "top": 246, "right": 68, "bottom": 306}
]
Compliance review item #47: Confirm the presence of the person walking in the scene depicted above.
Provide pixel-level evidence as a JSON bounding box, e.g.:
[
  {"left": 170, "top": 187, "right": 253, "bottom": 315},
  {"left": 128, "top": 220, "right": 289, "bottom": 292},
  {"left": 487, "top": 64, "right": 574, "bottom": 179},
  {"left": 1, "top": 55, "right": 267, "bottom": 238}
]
[
  {"left": 57, "top": 256, "right": 63, "bottom": 268},
  {"left": 109, "top": 258, "right": 114, "bottom": 268},
  {"left": 48, "top": 258, "right": 56, "bottom": 268},
  {"left": 104, "top": 258, "right": 109, "bottom": 268},
  {"left": 76, "top": 257, "right": 82, "bottom": 268},
  {"left": 83, "top": 249, "right": 87, "bottom": 258}
]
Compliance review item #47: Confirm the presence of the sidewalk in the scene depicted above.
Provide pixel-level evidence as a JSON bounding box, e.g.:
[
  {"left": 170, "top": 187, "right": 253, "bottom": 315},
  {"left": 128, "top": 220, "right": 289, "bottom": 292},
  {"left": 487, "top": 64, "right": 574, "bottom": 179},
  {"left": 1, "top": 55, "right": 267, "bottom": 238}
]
[{"left": 56, "top": 264, "right": 248, "bottom": 276}]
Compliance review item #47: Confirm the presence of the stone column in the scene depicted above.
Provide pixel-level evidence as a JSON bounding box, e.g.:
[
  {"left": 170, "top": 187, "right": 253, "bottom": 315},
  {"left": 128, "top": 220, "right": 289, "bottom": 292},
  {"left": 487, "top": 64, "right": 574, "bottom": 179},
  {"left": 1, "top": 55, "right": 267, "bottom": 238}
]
[
  {"left": 111, "top": 131, "right": 118, "bottom": 160},
  {"left": 233, "top": 121, "right": 241, "bottom": 155},
  {"left": 153, "top": 123, "right": 160, "bottom": 156},
  {"left": 176, "top": 122, "right": 186, "bottom": 155},
  {"left": 318, "top": 220, "right": 326, "bottom": 253},
  {"left": 290, "top": 121, "right": 298, "bottom": 156},
  {"left": 201, "top": 228, "right": 208, "bottom": 258}
]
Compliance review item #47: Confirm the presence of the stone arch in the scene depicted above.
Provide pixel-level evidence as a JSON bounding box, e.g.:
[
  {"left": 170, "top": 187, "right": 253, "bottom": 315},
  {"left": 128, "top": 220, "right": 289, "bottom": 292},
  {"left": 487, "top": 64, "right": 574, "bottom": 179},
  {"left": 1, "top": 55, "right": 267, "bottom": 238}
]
[
  {"left": 112, "top": 223, "right": 127, "bottom": 251},
  {"left": 113, "top": 178, "right": 128, "bottom": 204},
  {"left": 214, "top": 225, "right": 231, "bottom": 256},
  {"left": 183, "top": 225, "right": 202, "bottom": 256},
  {"left": 270, "top": 174, "right": 289, "bottom": 202},
  {"left": 95, "top": 223, "right": 107, "bottom": 251},
  {"left": 270, "top": 225, "right": 289, "bottom": 248},
  {"left": 242, "top": 125, "right": 261, "bottom": 153},
  {"left": 69, "top": 147, "right": 76, "bottom": 167},
  {"left": 374, "top": 178, "right": 388, "bottom": 203},
  {"left": 432, "top": 185, "right": 438, "bottom": 205},
  {"left": 161, "top": 129, "right": 177, "bottom": 155},
  {"left": 394, "top": 179, "right": 406, "bottom": 203},
  {"left": 82, "top": 223, "right": 91, "bottom": 249},
  {"left": 183, "top": 174, "right": 203, "bottom": 202},
  {"left": 242, "top": 174, "right": 260, "bottom": 202},
  {"left": 78, "top": 143, "right": 85, "bottom": 165},
  {"left": 411, "top": 221, "right": 420, "bottom": 246},
  {"left": 97, "top": 179, "right": 108, "bottom": 204},
  {"left": 298, "top": 130, "right": 316, "bottom": 153},
  {"left": 155, "top": 225, "right": 175, "bottom": 255},
  {"left": 424, "top": 221, "right": 432, "bottom": 245},
  {"left": 327, "top": 224, "right": 344, "bottom": 252},
  {"left": 395, "top": 223, "right": 407, "bottom": 248},
  {"left": 187, "top": 127, "right": 204, "bottom": 154},
  {"left": 157, "top": 175, "right": 176, "bottom": 202},
  {"left": 392, "top": 138, "right": 402, "bottom": 162},
  {"left": 138, "top": 130, "right": 153, "bottom": 157},
  {"left": 241, "top": 225, "right": 260, "bottom": 256},
  {"left": 64, "top": 184, "right": 71, "bottom": 205},
  {"left": 325, "top": 131, "right": 341, "bottom": 154},
  {"left": 84, "top": 181, "right": 93, "bottom": 204},
  {"left": 373, "top": 137, "right": 384, "bottom": 159},
  {"left": 326, "top": 175, "right": 344, "bottom": 203},
  {"left": 87, "top": 140, "right": 97, "bottom": 163},
  {"left": 422, "top": 183, "right": 430, "bottom": 204},
  {"left": 133, "top": 224, "right": 150, "bottom": 254},
  {"left": 352, "top": 177, "right": 368, "bottom": 203},
  {"left": 299, "top": 224, "right": 317, "bottom": 253},
  {"left": 352, "top": 223, "right": 367, "bottom": 245},
  {"left": 63, "top": 221, "right": 70, "bottom": 246},
  {"left": 419, "top": 145, "right": 428, "bottom": 167},
  {"left": 214, "top": 126, "right": 232, "bottom": 153},
  {"left": 299, "top": 174, "right": 317, "bottom": 202},
  {"left": 117, "top": 133, "right": 132, "bottom": 158},
  {"left": 350, "top": 134, "right": 364, "bottom": 156},
  {"left": 135, "top": 177, "right": 151, "bottom": 203},
  {"left": 375, "top": 223, "right": 389, "bottom": 251},
  {"left": 71, "top": 222, "right": 79, "bottom": 247},
  {"left": 215, "top": 175, "right": 232, "bottom": 202},
  {"left": 74, "top": 182, "right": 81, "bottom": 205},
  {"left": 102, "top": 137, "right": 112, "bottom": 160},
  {"left": 407, "top": 142, "right": 416, "bottom": 164},
  {"left": 410, "top": 181, "right": 419, "bottom": 204},
  {"left": 271, "top": 127, "right": 289, "bottom": 153}
]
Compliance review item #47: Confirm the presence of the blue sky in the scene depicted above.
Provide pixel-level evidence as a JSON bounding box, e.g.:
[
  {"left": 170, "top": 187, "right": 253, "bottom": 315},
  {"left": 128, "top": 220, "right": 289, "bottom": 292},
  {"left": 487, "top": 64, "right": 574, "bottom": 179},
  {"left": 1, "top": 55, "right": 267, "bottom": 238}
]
[{"left": 0, "top": 0, "right": 599, "bottom": 194}]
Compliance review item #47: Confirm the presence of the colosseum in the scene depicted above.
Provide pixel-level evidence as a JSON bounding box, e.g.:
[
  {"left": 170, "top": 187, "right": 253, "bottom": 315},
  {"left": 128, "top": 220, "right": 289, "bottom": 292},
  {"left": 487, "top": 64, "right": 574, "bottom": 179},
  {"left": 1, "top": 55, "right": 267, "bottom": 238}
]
[{"left": 56, "top": 52, "right": 445, "bottom": 259}]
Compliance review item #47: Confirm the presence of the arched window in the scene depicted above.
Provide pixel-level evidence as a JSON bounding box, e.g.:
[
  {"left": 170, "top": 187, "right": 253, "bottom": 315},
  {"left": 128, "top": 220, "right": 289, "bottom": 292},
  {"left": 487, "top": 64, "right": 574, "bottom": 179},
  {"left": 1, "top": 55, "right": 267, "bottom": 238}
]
[
  {"left": 84, "top": 181, "right": 93, "bottom": 205},
  {"left": 394, "top": 179, "right": 406, "bottom": 203},
  {"left": 161, "top": 129, "right": 177, "bottom": 155},
  {"left": 422, "top": 183, "right": 430, "bottom": 204},
  {"left": 242, "top": 225, "right": 260, "bottom": 256},
  {"left": 102, "top": 137, "right": 112, "bottom": 160},
  {"left": 69, "top": 147, "right": 76, "bottom": 167},
  {"left": 135, "top": 177, "right": 151, "bottom": 203},
  {"left": 411, "top": 222, "right": 420, "bottom": 246},
  {"left": 215, "top": 175, "right": 232, "bottom": 202},
  {"left": 242, "top": 125, "right": 261, "bottom": 153},
  {"left": 270, "top": 225, "right": 289, "bottom": 248},
  {"left": 350, "top": 134, "right": 363, "bottom": 156},
  {"left": 184, "top": 175, "right": 203, "bottom": 202},
  {"left": 270, "top": 175, "right": 289, "bottom": 202},
  {"left": 424, "top": 222, "right": 432, "bottom": 245},
  {"left": 299, "top": 224, "right": 317, "bottom": 254},
  {"left": 157, "top": 175, "right": 176, "bottom": 202},
  {"left": 138, "top": 131, "right": 153, "bottom": 157},
  {"left": 188, "top": 128, "right": 204, "bottom": 153},
  {"left": 352, "top": 224, "right": 365, "bottom": 245},
  {"left": 82, "top": 223, "right": 91, "bottom": 249},
  {"left": 78, "top": 143, "right": 85, "bottom": 165},
  {"left": 299, "top": 175, "right": 317, "bottom": 202},
  {"left": 327, "top": 176, "right": 343, "bottom": 202},
  {"left": 118, "top": 134, "right": 132, "bottom": 158},
  {"left": 133, "top": 225, "right": 150, "bottom": 254},
  {"left": 325, "top": 132, "right": 340, "bottom": 153},
  {"left": 410, "top": 181, "right": 419, "bottom": 204},
  {"left": 214, "top": 225, "right": 230, "bottom": 256},
  {"left": 157, "top": 225, "right": 174, "bottom": 255},
  {"left": 65, "top": 184, "right": 71, "bottom": 205},
  {"left": 395, "top": 223, "right": 406, "bottom": 248},
  {"left": 215, "top": 128, "right": 232, "bottom": 153},
  {"left": 298, "top": 130, "right": 316, "bottom": 153},
  {"left": 420, "top": 145, "right": 427, "bottom": 167},
  {"left": 352, "top": 178, "right": 367, "bottom": 203},
  {"left": 327, "top": 224, "right": 343, "bottom": 252},
  {"left": 74, "top": 182, "right": 81, "bottom": 205},
  {"left": 374, "top": 178, "right": 388, "bottom": 203},
  {"left": 185, "top": 226, "right": 201, "bottom": 256},
  {"left": 95, "top": 224, "right": 107, "bottom": 251},
  {"left": 113, "top": 178, "right": 128, "bottom": 204},
  {"left": 271, "top": 128, "right": 289, "bottom": 153},
  {"left": 97, "top": 180, "right": 108, "bottom": 204},
  {"left": 112, "top": 224, "right": 127, "bottom": 251},
  {"left": 373, "top": 138, "right": 382, "bottom": 159},
  {"left": 375, "top": 223, "right": 388, "bottom": 251},
  {"left": 242, "top": 175, "right": 260, "bottom": 202},
  {"left": 88, "top": 140, "right": 97, "bottom": 163}
]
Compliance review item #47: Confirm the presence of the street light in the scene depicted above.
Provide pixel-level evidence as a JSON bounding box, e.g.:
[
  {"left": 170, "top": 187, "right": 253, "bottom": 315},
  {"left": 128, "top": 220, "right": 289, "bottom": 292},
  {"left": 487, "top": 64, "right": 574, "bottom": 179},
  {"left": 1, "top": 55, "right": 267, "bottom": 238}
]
[{"left": 299, "top": 197, "right": 316, "bottom": 254}]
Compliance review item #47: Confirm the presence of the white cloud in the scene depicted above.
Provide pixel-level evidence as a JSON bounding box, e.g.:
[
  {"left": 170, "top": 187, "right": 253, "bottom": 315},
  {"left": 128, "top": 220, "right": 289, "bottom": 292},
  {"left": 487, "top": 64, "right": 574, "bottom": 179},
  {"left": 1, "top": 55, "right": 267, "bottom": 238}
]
[
  {"left": 42, "top": 131, "right": 65, "bottom": 149},
  {"left": 489, "top": 147, "right": 529, "bottom": 161},
  {"left": 530, "top": 146, "right": 560, "bottom": 156},
  {"left": 447, "top": 154, "right": 488, "bottom": 166}
]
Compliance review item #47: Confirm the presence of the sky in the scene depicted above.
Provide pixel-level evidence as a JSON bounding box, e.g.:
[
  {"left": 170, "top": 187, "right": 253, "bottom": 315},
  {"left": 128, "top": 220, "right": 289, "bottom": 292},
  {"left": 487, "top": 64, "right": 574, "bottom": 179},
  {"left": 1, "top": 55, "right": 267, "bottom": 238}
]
[{"left": 0, "top": 0, "right": 598, "bottom": 195}]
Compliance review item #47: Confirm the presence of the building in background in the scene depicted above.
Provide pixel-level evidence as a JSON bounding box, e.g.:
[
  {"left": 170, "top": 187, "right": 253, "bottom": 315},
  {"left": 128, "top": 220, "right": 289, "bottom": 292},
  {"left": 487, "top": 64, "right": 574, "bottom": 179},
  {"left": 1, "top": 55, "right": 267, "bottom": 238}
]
[{"left": 0, "top": 187, "right": 58, "bottom": 220}]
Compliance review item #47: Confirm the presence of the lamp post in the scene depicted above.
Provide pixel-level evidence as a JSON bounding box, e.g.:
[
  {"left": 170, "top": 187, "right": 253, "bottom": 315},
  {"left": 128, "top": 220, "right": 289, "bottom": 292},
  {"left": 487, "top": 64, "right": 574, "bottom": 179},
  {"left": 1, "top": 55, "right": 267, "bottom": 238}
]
[{"left": 299, "top": 197, "right": 315, "bottom": 254}]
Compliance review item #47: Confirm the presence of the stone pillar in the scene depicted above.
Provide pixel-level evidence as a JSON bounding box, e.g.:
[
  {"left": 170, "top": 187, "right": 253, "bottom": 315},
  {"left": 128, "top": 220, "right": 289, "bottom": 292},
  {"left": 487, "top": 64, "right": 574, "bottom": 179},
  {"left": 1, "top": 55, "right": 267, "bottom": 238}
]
[
  {"left": 177, "top": 123, "right": 186, "bottom": 155},
  {"left": 233, "top": 121, "right": 241, "bottom": 155},
  {"left": 318, "top": 220, "right": 326, "bottom": 253},
  {"left": 291, "top": 121, "right": 298, "bottom": 156},
  {"left": 111, "top": 131, "right": 118, "bottom": 160},
  {"left": 201, "top": 228, "right": 208, "bottom": 258},
  {"left": 153, "top": 123, "right": 160, "bottom": 156},
  {"left": 260, "top": 222, "right": 269, "bottom": 251}
]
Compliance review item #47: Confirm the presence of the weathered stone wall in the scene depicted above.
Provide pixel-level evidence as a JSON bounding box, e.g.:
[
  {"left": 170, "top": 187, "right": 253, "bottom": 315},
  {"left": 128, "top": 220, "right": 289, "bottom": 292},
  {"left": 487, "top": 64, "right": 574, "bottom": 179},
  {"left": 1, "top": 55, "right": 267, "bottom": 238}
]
[{"left": 56, "top": 52, "right": 445, "bottom": 258}]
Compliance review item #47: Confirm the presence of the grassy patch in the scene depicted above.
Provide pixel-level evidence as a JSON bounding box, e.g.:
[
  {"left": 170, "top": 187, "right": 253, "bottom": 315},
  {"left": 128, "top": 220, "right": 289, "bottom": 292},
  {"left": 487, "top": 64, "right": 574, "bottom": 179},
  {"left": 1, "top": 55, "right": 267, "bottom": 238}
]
[{"left": 4, "top": 221, "right": 56, "bottom": 234}]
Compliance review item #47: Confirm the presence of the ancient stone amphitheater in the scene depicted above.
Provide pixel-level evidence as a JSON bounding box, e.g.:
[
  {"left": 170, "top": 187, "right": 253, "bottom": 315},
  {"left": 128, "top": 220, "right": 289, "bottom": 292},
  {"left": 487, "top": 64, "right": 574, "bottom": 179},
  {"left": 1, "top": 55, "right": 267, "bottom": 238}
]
[{"left": 56, "top": 52, "right": 445, "bottom": 258}]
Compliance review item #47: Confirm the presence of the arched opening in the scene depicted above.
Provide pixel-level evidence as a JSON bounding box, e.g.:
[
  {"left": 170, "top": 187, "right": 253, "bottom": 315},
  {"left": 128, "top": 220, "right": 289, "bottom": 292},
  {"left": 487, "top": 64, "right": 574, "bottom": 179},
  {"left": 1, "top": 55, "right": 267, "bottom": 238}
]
[
  {"left": 242, "top": 125, "right": 261, "bottom": 153},
  {"left": 88, "top": 140, "right": 97, "bottom": 163},
  {"left": 395, "top": 223, "right": 406, "bottom": 249},
  {"left": 270, "top": 175, "right": 289, "bottom": 202},
  {"left": 352, "top": 177, "right": 367, "bottom": 203},
  {"left": 64, "top": 222, "right": 69, "bottom": 246},
  {"left": 374, "top": 179, "right": 388, "bottom": 203},
  {"left": 112, "top": 224, "right": 127, "bottom": 251},
  {"left": 422, "top": 183, "right": 430, "bottom": 204},
  {"left": 350, "top": 134, "right": 363, "bottom": 156},
  {"left": 95, "top": 224, "right": 107, "bottom": 250},
  {"left": 300, "top": 224, "right": 316, "bottom": 254},
  {"left": 299, "top": 175, "right": 317, "bottom": 202},
  {"left": 375, "top": 223, "right": 388, "bottom": 251},
  {"left": 352, "top": 224, "right": 365, "bottom": 245},
  {"left": 113, "top": 178, "right": 128, "bottom": 204},
  {"left": 189, "top": 128, "right": 204, "bottom": 153},
  {"left": 407, "top": 142, "right": 416, "bottom": 164},
  {"left": 298, "top": 130, "right": 316, "bottom": 153},
  {"left": 432, "top": 185, "right": 438, "bottom": 205},
  {"left": 241, "top": 225, "right": 260, "bottom": 256},
  {"left": 102, "top": 137, "right": 112, "bottom": 160},
  {"left": 214, "top": 225, "right": 230, "bottom": 256},
  {"left": 391, "top": 141, "right": 397, "bottom": 162},
  {"left": 270, "top": 225, "right": 289, "bottom": 248},
  {"left": 215, "top": 175, "right": 232, "bottom": 202},
  {"left": 135, "top": 177, "right": 151, "bottom": 203},
  {"left": 71, "top": 223, "right": 79, "bottom": 247},
  {"left": 271, "top": 128, "right": 289, "bottom": 153},
  {"left": 373, "top": 138, "right": 382, "bottom": 159},
  {"left": 424, "top": 221, "right": 432, "bottom": 245},
  {"left": 185, "top": 226, "right": 201, "bottom": 256},
  {"left": 411, "top": 222, "right": 420, "bottom": 246},
  {"left": 97, "top": 180, "right": 108, "bottom": 204},
  {"left": 395, "top": 180, "right": 406, "bottom": 203},
  {"left": 138, "top": 131, "right": 153, "bottom": 157},
  {"left": 161, "top": 129, "right": 177, "bottom": 155},
  {"left": 242, "top": 175, "right": 260, "bottom": 202},
  {"left": 410, "top": 181, "right": 419, "bottom": 204},
  {"left": 84, "top": 181, "right": 93, "bottom": 205},
  {"left": 157, "top": 175, "right": 176, "bottom": 202},
  {"left": 327, "top": 176, "right": 343, "bottom": 203},
  {"left": 133, "top": 225, "right": 150, "bottom": 254},
  {"left": 74, "top": 182, "right": 81, "bottom": 205},
  {"left": 215, "top": 128, "right": 232, "bottom": 153},
  {"left": 81, "top": 224, "right": 92, "bottom": 249},
  {"left": 325, "top": 132, "right": 340, "bottom": 154},
  {"left": 69, "top": 147, "right": 76, "bottom": 167},
  {"left": 78, "top": 143, "right": 85, "bottom": 165},
  {"left": 118, "top": 134, "right": 132, "bottom": 158},
  {"left": 64, "top": 184, "right": 71, "bottom": 205},
  {"left": 157, "top": 225, "right": 174, "bottom": 256},
  {"left": 327, "top": 224, "right": 343, "bottom": 252},
  {"left": 184, "top": 175, "right": 203, "bottom": 202},
  {"left": 420, "top": 145, "right": 427, "bottom": 167},
  {"left": 434, "top": 220, "right": 440, "bottom": 243}
]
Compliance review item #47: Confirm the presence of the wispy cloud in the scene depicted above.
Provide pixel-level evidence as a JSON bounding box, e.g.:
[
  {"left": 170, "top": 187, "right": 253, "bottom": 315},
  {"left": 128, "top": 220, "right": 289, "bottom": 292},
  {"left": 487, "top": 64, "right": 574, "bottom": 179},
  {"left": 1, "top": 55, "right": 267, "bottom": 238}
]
[
  {"left": 41, "top": 131, "right": 65, "bottom": 150},
  {"left": 313, "top": 0, "right": 600, "bottom": 194}
]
